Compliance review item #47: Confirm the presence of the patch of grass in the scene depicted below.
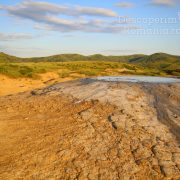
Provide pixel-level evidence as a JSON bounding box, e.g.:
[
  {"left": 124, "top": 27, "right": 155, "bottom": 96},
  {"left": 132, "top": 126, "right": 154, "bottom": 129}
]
[
  {"left": 0, "top": 64, "right": 35, "bottom": 78},
  {"left": 58, "top": 70, "right": 71, "bottom": 78},
  {"left": 0, "top": 61, "right": 174, "bottom": 79},
  {"left": 123, "top": 64, "right": 137, "bottom": 71},
  {"left": 78, "top": 69, "right": 102, "bottom": 76},
  {"left": 0, "top": 52, "right": 179, "bottom": 76},
  {"left": 0, "top": 62, "right": 60, "bottom": 78}
]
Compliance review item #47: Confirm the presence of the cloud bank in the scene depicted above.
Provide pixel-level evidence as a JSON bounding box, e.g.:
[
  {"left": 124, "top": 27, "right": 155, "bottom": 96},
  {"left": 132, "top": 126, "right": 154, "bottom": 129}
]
[
  {"left": 0, "top": 32, "right": 35, "bottom": 41},
  {"left": 0, "top": 0, "right": 138, "bottom": 33},
  {"left": 150, "top": 0, "right": 176, "bottom": 6},
  {"left": 116, "top": 2, "right": 134, "bottom": 8}
]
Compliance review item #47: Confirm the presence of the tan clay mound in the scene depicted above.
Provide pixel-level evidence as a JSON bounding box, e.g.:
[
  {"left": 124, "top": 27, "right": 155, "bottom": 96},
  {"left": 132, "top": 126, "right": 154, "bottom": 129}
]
[{"left": 0, "top": 79, "right": 180, "bottom": 179}]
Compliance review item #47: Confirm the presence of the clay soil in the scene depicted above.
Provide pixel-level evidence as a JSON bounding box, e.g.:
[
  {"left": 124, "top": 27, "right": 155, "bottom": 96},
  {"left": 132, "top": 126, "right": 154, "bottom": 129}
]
[{"left": 0, "top": 79, "right": 180, "bottom": 179}]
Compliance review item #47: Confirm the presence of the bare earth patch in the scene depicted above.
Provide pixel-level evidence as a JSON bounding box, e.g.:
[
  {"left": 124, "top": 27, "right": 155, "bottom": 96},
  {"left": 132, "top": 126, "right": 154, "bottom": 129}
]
[
  {"left": 0, "top": 73, "right": 75, "bottom": 96},
  {"left": 0, "top": 79, "right": 179, "bottom": 179}
]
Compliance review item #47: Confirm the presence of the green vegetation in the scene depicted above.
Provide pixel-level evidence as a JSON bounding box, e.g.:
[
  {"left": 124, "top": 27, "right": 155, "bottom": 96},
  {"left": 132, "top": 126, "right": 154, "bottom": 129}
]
[
  {"left": 0, "top": 52, "right": 22, "bottom": 63},
  {"left": 0, "top": 61, "right": 163, "bottom": 79},
  {"left": 58, "top": 69, "right": 71, "bottom": 78},
  {"left": 129, "top": 53, "right": 180, "bottom": 76},
  {"left": 0, "top": 52, "right": 146, "bottom": 63},
  {"left": 0, "top": 52, "right": 179, "bottom": 78},
  {"left": 0, "top": 64, "right": 35, "bottom": 78}
]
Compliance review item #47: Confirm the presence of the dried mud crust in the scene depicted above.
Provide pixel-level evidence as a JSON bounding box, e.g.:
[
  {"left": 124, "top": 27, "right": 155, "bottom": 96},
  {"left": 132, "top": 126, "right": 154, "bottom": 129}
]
[
  {"left": 0, "top": 81, "right": 180, "bottom": 179},
  {"left": 144, "top": 84, "right": 180, "bottom": 144}
]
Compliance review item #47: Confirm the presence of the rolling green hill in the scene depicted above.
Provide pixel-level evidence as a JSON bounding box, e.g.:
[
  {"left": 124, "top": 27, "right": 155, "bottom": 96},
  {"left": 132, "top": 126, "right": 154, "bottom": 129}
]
[
  {"left": 0, "top": 52, "right": 179, "bottom": 76},
  {"left": 0, "top": 52, "right": 146, "bottom": 63},
  {"left": 24, "top": 54, "right": 146, "bottom": 63},
  {"left": 129, "top": 53, "right": 180, "bottom": 75},
  {"left": 0, "top": 52, "right": 22, "bottom": 63}
]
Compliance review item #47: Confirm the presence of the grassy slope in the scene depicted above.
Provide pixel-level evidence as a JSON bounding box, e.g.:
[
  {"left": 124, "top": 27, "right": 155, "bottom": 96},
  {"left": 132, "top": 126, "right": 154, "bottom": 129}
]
[
  {"left": 0, "top": 52, "right": 23, "bottom": 63},
  {"left": 0, "top": 52, "right": 179, "bottom": 78},
  {"left": 0, "top": 61, "right": 162, "bottom": 79},
  {"left": 0, "top": 52, "right": 145, "bottom": 63},
  {"left": 129, "top": 53, "right": 180, "bottom": 75}
]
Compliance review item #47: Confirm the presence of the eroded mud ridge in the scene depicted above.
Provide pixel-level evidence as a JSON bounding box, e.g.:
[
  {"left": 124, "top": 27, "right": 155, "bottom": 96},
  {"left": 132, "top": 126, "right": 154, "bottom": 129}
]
[{"left": 0, "top": 79, "right": 180, "bottom": 179}]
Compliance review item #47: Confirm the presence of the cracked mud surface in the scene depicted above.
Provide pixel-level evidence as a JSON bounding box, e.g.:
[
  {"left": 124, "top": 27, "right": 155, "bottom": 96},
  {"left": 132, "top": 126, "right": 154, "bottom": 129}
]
[{"left": 0, "top": 79, "right": 180, "bottom": 179}]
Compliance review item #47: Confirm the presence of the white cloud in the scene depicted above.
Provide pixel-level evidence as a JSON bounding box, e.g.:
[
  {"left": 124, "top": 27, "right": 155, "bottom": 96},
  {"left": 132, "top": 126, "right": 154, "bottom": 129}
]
[
  {"left": 4, "top": 0, "right": 117, "bottom": 18},
  {"left": 33, "top": 18, "right": 138, "bottom": 33},
  {"left": 0, "top": 0, "right": 139, "bottom": 33},
  {"left": 151, "top": 0, "right": 176, "bottom": 6},
  {"left": 116, "top": 2, "right": 134, "bottom": 8},
  {"left": 0, "top": 32, "right": 35, "bottom": 41},
  {"left": 74, "top": 6, "right": 117, "bottom": 17}
]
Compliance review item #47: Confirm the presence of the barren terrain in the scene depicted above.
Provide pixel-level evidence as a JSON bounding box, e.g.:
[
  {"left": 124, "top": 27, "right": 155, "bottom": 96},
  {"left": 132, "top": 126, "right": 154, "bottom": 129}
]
[
  {"left": 0, "top": 73, "right": 77, "bottom": 96},
  {"left": 0, "top": 79, "right": 180, "bottom": 179}
]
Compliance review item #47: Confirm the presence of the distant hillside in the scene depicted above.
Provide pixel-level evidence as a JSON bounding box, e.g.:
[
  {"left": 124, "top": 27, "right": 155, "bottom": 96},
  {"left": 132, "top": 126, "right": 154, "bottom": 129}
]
[
  {"left": 0, "top": 52, "right": 179, "bottom": 76},
  {"left": 0, "top": 52, "right": 145, "bottom": 63},
  {"left": 129, "top": 53, "right": 180, "bottom": 75},
  {"left": 0, "top": 52, "right": 22, "bottom": 63},
  {"left": 26, "top": 54, "right": 146, "bottom": 63}
]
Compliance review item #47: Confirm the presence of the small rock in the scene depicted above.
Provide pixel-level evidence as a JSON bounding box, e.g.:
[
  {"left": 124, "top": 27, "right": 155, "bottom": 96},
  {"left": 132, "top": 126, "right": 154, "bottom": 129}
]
[{"left": 31, "top": 89, "right": 44, "bottom": 96}]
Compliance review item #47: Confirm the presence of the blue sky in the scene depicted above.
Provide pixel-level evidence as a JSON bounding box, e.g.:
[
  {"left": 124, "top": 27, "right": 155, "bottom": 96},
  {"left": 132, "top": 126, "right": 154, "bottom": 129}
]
[{"left": 0, "top": 0, "right": 180, "bottom": 57}]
